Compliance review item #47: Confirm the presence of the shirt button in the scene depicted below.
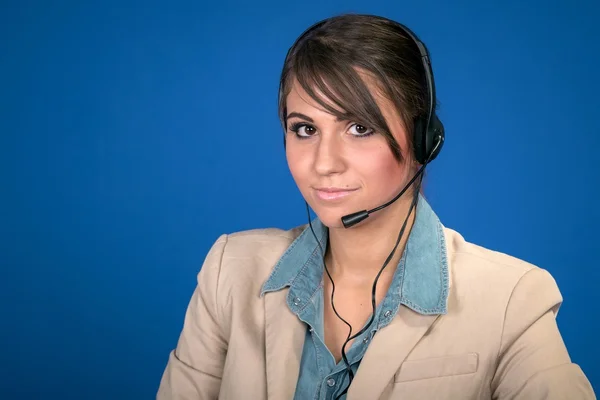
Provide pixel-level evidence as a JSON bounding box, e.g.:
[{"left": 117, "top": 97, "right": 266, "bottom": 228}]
[
  {"left": 362, "top": 336, "right": 369, "bottom": 344},
  {"left": 384, "top": 310, "right": 392, "bottom": 318},
  {"left": 326, "top": 378, "right": 336, "bottom": 387},
  {"left": 293, "top": 297, "right": 301, "bottom": 306}
]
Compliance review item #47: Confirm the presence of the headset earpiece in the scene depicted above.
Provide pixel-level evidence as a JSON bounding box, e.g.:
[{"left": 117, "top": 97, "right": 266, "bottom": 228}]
[
  {"left": 413, "top": 113, "right": 444, "bottom": 165},
  {"left": 413, "top": 114, "right": 444, "bottom": 165},
  {"left": 427, "top": 113, "right": 445, "bottom": 161},
  {"left": 414, "top": 113, "right": 444, "bottom": 165}
]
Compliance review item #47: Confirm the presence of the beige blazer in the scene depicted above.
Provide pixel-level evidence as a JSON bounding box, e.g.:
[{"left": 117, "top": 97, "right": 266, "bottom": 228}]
[{"left": 157, "top": 225, "right": 595, "bottom": 399}]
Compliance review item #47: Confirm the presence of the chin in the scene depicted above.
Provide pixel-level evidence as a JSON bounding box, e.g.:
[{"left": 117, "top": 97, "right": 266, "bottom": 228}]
[{"left": 310, "top": 208, "right": 348, "bottom": 229}]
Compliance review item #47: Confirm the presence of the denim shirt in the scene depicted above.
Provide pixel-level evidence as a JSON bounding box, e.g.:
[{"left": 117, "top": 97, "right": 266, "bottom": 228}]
[{"left": 260, "top": 195, "right": 449, "bottom": 399}]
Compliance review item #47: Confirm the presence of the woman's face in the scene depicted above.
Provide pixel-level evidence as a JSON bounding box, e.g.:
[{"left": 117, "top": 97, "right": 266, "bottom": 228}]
[{"left": 284, "top": 76, "right": 415, "bottom": 229}]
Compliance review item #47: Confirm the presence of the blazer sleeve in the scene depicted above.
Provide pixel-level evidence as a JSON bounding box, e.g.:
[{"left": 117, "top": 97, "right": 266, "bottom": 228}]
[
  {"left": 157, "top": 235, "right": 229, "bottom": 400},
  {"left": 491, "top": 268, "right": 596, "bottom": 399}
]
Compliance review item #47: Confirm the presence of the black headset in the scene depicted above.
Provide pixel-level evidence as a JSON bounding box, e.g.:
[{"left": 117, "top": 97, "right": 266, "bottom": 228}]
[{"left": 279, "top": 15, "right": 445, "bottom": 166}]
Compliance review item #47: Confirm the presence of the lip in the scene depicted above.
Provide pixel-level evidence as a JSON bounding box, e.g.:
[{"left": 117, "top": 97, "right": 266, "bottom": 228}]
[{"left": 313, "top": 187, "right": 358, "bottom": 201}]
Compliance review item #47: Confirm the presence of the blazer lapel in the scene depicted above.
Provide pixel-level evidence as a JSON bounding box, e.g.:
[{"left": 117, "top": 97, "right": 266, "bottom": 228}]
[
  {"left": 348, "top": 306, "right": 440, "bottom": 399},
  {"left": 264, "top": 288, "right": 306, "bottom": 400}
]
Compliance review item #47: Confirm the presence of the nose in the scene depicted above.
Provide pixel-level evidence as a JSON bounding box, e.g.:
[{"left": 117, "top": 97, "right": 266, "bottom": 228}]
[{"left": 313, "top": 131, "right": 345, "bottom": 176}]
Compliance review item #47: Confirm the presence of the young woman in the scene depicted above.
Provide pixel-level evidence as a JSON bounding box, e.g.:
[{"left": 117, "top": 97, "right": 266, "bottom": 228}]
[{"left": 157, "top": 14, "right": 595, "bottom": 399}]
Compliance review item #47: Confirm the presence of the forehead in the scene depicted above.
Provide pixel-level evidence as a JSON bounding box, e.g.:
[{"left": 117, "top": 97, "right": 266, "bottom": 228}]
[
  {"left": 285, "top": 72, "right": 401, "bottom": 125},
  {"left": 285, "top": 78, "right": 342, "bottom": 116}
]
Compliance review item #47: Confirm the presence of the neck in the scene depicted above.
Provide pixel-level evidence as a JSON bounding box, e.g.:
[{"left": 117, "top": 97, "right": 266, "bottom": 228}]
[{"left": 324, "top": 193, "right": 418, "bottom": 286}]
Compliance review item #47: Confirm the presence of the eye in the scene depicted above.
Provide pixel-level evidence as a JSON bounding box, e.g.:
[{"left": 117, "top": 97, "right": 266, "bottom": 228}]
[
  {"left": 289, "top": 122, "right": 317, "bottom": 138},
  {"left": 348, "top": 123, "right": 374, "bottom": 137}
]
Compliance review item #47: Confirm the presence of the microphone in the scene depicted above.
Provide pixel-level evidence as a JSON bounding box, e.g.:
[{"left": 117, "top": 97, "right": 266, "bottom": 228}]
[
  {"left": 340, "top": 136, "right": 442, "bottom": 228},
  {"left": 340, "top": 165, "right": 425, "bottom": 228}
]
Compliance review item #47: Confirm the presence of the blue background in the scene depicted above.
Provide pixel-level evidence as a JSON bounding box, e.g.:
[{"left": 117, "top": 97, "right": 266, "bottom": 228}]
[{"left": 1, "top": 0, "right": 598, "bottom": 398}]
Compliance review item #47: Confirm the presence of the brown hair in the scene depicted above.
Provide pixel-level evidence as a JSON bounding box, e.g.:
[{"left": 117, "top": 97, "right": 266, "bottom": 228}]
[{"left": 278, "top": 14, "right": 432, "bottom": 164}]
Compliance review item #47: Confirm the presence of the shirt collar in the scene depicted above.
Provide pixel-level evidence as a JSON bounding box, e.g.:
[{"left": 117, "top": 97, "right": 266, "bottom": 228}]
[{"left": 260, "top": 194, "right": 449, "bottom": 315}]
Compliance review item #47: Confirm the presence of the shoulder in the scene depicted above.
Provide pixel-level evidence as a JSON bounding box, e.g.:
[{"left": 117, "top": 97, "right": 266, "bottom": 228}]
[
  {"left": 222, "top": 225, "right": 305, "bottom": 271},
  {"left": 444, "top": 226, "right": 536, "bottom": 276},
  {"left": 223, "top": 226, "right": 303, "bottom": 252},
  {"left": 443, "top": 225, "right": 554, "bottom": 282},
  {"left": 442, "top": 226, "right": 562, "bottom": 312},
  {"left": 199, "top": 224, "right": 306, "bottom": 296}
]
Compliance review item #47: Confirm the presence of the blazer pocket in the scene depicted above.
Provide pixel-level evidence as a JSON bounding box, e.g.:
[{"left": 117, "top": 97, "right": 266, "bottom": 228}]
[{"left": 394, "top": 353, "right": 479, "bottom": 383}]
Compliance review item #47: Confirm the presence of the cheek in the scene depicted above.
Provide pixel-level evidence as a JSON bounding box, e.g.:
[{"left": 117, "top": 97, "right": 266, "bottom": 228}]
[
  {"left": 285, "top": 146, "right": 310, "bottom": 184},
  {"left": 359, "top": 148, "right": 407, "bottom": 190}
]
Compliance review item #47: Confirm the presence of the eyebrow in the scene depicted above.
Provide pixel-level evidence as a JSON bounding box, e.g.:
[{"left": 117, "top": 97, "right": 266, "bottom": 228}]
[
  {"left": 286, "top": 111, "right": 349, "bottom": 124},
  {"left": 286, "top": 112, "right": 314, "bottom": 122}
]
